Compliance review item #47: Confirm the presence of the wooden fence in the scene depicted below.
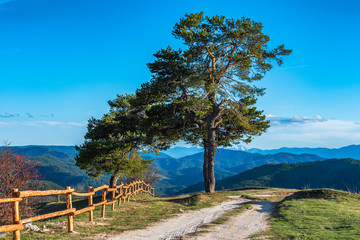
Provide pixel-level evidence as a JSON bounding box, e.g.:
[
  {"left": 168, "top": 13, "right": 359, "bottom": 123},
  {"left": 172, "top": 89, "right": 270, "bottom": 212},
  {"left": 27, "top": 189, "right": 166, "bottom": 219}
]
[{"left": 0, "top": 180, "right": 155, "bottom": 240}]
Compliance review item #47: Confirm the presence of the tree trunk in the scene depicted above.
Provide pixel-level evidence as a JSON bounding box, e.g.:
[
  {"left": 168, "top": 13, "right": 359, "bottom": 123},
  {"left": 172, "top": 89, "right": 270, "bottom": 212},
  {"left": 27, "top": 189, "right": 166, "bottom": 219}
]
[
  {"left": 203, "top": 141, "right": 209, "bottom": 191},
  {"left": 203, "top": 117, "right": 217, "bottom": 193},
  {"left": 109, "top": 174, "right": 119, "bottom": 188}
]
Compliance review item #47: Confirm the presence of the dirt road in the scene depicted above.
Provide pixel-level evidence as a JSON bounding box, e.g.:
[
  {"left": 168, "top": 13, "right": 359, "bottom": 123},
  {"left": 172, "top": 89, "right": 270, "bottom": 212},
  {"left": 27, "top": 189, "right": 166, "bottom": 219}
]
[
  {"left": 109, "top": 197, "right": 273, "bottom": 240},
  {"left": 192, "top": 201, "right": 274, "bottom": 240}
]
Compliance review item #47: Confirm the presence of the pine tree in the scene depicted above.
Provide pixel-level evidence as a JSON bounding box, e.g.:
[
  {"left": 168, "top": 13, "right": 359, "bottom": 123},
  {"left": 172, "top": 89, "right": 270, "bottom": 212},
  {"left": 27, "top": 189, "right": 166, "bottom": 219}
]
[{"left": 133, "top": 12, "right": 291, "bottom": 192}]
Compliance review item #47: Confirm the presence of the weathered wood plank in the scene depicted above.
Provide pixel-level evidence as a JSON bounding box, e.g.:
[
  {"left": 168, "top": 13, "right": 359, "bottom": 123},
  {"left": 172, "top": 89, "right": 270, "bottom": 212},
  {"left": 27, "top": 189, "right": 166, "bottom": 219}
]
[
  {"left": 20, "top": 208, "right": 76, "bottom": 224},
  {"left": 93, "top": 185, "right": 108, "bottom": 192},
  {"left": 72, "top": 192, "right": 95, "bottom": 197},
  {"left": 74, "top": 206, "right": 95, "bottom": 216},
  {"left": 0, "top": 224, "right": 23, "bottom": 232},
  {"left": 19, "top": 189, "right": 74, "bottom": 197},
  {"left": 93, "top": 200, "right": 107, "bottom": 207},
  {"left": 0, "top": 198, "right": 22, "bottom": 203},
  {"left": 105, "top": 200, "right": 116, "bottom": 206}
]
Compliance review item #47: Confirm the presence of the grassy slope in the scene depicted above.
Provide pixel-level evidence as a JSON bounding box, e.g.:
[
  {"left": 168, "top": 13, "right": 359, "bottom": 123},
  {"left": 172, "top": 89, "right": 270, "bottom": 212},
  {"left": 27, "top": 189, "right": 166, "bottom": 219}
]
[{"left": 270, "top": 189, "right": 360, "bottom": 239}]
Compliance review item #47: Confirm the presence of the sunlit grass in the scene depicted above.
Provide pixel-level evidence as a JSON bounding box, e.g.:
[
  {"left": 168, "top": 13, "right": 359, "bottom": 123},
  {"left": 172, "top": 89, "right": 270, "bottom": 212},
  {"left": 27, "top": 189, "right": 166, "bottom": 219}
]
[{"left": 270, "top": 189, "right": 360, "bottom": 239}]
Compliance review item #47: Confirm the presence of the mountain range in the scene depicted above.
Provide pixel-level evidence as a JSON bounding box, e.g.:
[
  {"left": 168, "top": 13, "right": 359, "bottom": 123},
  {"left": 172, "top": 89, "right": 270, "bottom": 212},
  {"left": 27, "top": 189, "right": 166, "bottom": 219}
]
[
  {"left": 247, "top": 144, "right": 360, "bottom": 159},
  {"left": 178, "top": 158, "right": 360, "bottom": 194},
  {"left": 160, "top": 144, "right": 360, "bottom": 161},
  {"left": 4, "top": 144, "right": 360, "bottom": 196},
  {"left": 149, "top": 149, "right": 323, "bottom": 195}
]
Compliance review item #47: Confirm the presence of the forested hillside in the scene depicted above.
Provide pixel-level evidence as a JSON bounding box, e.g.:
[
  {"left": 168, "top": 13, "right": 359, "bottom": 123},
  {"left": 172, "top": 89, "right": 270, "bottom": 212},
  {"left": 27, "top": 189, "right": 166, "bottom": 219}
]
[
  {"left": 9, "top": 146, "right": 109, "bottom": 191},
  {"left": 178, "top": 158, "right": 360, "bottom": 194},
  {"left": 11, "top": 145, "right": 325, "bottom": 196},
  {"left": 147, "top": 148, "right": 324, "bottom": 196}
]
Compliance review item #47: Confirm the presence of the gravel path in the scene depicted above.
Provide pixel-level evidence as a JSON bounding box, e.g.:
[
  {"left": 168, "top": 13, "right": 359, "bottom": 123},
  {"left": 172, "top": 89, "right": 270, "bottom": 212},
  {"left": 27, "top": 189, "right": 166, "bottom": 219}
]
[
  {"left": 109, "top": 197, "right": 249, "bottom": 240},
  {"left": 192, "top": 201, "right": 274, "bottom": 240}
]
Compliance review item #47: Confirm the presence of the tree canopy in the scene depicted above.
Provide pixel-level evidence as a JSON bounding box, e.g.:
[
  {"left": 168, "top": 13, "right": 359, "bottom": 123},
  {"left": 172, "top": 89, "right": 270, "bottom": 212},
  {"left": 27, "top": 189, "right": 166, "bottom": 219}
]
[
  {"left": 130, "top": 12, "right": 291, "bottom": 192},
  {"left": 75, "top": 95, "right": 153, "bottom": 187},
  {"left": 76, "top": 12, "right": 291, "bottom": 192}
]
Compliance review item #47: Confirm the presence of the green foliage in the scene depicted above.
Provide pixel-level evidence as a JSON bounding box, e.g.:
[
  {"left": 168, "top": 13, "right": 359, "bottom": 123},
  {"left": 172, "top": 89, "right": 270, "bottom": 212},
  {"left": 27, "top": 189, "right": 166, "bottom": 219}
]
[
  {"left": 127, "top": 12, "right": 291, "bottom": 147},
  {"left": 76, "top": 12, "right": 291, "bottom": 191},
  {"left": 121, "top": 12, "right": 290, "bottom": 192},
  {"left": 75, "top": 101, "right": 153, "bottom": 182}
]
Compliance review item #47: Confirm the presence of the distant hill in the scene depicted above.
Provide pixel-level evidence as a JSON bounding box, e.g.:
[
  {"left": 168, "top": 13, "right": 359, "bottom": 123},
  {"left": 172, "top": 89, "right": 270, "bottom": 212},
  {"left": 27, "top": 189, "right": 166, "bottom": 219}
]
[
  {"left": 178, "top": 158, "right": 360, "bottom": 194},
  {"left": 9, "top": 146, "right": 75, "bottom": 159},
  {"left": 160, "top": 147, "right": 203, "bottom": 159},
  {"left": 247, "top": 145, "right": 360, "bottom": 160},
  {"left": 151, "top": 149, "right": 323, "bottom": 196},
  {"left": 6, "top": 145, "right": 349, "bottom": 197},
  {"left": 174, "top": 149, "right": 324, "bottom": 170},
  {"left": 6, "top": 146, "right": 109, "bottom": 191}
]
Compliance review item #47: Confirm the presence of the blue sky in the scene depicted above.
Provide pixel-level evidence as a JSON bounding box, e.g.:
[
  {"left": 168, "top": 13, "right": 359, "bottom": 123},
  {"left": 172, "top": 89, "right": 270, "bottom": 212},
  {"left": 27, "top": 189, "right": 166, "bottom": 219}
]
[{"left": 0, "top": 0, "right": 359, "bottom": 149}]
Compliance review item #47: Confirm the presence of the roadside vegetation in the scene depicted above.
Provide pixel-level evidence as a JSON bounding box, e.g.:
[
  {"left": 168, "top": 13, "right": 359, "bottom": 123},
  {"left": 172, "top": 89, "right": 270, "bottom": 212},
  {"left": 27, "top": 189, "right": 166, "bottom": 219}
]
[{"left": 269, "top": 189, "right": 360, "bottom": 239}]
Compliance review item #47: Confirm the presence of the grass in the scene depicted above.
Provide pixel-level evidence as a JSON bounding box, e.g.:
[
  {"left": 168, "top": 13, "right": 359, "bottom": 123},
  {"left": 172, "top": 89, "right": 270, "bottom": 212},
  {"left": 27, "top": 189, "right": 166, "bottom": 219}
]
[
  {"left": 2, "top": 190, "right": 246, "bottom": 240},
  {"left": 269, "top": 189, "right": 360, "bottom": 240}
]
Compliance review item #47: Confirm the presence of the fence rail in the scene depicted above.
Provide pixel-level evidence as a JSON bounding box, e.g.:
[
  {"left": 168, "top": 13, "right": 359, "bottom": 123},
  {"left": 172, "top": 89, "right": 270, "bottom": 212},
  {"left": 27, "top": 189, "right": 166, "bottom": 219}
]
[{"left": 0, "top": 180, "right": 155, "bottom": 240}]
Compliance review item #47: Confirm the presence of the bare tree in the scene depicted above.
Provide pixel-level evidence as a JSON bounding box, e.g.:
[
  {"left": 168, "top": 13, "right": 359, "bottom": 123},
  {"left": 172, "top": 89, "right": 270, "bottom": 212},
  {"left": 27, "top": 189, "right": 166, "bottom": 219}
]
[
  {"left": 123, "top": 165, "right": 163, "bottom": 185},
  {"left": 142, "top": 165, "right": 163, "bottom": 185},
  {"left": 0, "top": 144, "right": 39, "bottom": 224}
]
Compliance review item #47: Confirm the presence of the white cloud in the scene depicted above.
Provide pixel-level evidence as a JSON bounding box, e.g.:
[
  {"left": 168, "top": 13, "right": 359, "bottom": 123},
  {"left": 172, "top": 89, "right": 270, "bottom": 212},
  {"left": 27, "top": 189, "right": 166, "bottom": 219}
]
[
  {"left": 267, "top": 115, "right": 326, "bottom": 126},
  {"left": 246, "top": 116, "right": 360, "bottom": 149},
  {"left": 0, "top": 121, "right": 86, "bottom": 128},
  {"left": 24, "top": 121, "right": 86, "bottom": 127}
]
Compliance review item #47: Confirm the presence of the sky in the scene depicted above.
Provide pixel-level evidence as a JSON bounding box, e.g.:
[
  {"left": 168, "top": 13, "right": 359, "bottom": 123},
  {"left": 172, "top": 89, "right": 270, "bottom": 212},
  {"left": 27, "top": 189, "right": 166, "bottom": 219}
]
[{"left": 0, "top": 0, "right": 359, "bottom": 149}]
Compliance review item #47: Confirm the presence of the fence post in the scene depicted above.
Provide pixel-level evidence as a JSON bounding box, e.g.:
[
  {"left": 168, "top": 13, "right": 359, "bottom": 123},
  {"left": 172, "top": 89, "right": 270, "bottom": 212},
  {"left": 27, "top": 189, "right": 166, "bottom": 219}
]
[
  {"left": 101, "top": 188, "right": 107, "bottom": 218},
  {"left": 117, "top": 185, "right": 122, "bottom": 206},
  {"left": 12, "top": 189, "right": 20, "bottom": 240},
  {"left": 88, "top": 187, "right": 94, "bottom": 222},
  {"left": 65, "top": 186, "right": 73, "bottom": 233},
  {"left": 111, "top": 188, "right": 115, "bottom": 211},
  {"left": 127, "top": 185, "right": 130, "bottom": 202}
]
